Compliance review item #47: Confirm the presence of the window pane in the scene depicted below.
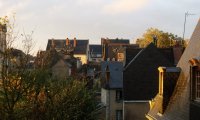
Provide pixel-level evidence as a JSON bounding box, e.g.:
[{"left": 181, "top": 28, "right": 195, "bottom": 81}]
[
  {"left": 116, "top": 110, "right": 122, "bottom": 120},
  {"left": 195, "top": 71, "right": 200, "bottom": 100}
]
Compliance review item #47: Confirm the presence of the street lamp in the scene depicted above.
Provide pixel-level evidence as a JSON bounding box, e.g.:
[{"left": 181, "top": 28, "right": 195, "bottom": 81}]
[{"left": 182, "top": 11, "right": 195, "bottom": 45}]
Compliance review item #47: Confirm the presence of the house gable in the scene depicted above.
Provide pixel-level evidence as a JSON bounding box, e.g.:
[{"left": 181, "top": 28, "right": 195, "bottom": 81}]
[{"left": 123, "top": 43, "right": 174, "bottom": 100}]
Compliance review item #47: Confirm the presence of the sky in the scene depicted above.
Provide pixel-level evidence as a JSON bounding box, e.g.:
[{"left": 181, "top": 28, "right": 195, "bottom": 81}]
[{"left": 0, "top": 0, "right": 199, "bottom": 54}]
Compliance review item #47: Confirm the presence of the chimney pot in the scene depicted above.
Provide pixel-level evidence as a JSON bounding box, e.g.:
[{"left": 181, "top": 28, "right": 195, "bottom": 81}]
[
  {"left": 74, "top": 37, "right": 77, "bottom": 47},
  {"left": 66, "top": 38, "right": 70, "bottom": 46}
]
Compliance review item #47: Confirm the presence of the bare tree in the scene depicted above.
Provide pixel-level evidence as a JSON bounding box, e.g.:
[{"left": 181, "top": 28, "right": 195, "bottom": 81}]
[{"left": 0, "top": 15, "right": 35, "bottom": 120}]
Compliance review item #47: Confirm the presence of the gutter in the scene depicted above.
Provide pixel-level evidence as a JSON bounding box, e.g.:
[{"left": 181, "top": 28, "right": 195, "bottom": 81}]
[{"left": 123, "top": 100, "right": 149, "bottom": 103}]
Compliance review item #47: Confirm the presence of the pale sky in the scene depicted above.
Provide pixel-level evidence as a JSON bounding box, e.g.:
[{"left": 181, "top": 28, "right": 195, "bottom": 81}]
[{"left": 0, "top": 0, "right": 199, "bottom": 54}]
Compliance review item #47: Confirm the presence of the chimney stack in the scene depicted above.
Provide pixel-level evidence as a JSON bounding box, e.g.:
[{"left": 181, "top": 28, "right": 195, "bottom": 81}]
[
  {"left": 66, "top": 38, "right": 70, "bottom": 46},
  {"left": 73, "top": 37, "right": 77, "bottom": 47}
]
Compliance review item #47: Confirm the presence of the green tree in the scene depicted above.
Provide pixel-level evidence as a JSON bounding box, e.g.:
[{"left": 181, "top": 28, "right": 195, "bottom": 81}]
[
  {"left": 24, "top": 69, "right": 98, "bottom": 120},
  {"left": 136, "top": 28, "right": 184, "bottom": 48}
]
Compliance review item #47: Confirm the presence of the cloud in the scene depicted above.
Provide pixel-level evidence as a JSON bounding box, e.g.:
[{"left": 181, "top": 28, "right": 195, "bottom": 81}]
[
  {"left": 0, "top": 0, "right": 31, "bottom": 16},
  {"left": 103, "top": 0, "right": 149, "bottom": 15},
  {"left": 76, "top": 0, "right": 102, "bottom": 5}
]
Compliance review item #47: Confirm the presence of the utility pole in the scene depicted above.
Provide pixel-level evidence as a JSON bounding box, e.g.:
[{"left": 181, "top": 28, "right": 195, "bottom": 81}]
[{"left": 182, "top": 12, "right": 195, "bottom": 45}]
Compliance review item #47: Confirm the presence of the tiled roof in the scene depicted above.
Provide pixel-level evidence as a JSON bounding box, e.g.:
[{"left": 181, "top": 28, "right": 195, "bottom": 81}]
[
  {"left": 101, "top": 61, "right": 123, "bottom": 89},
  {"left": 123, "top": 43, "right": 174, "bottom": 100},
  {"left": 46, "top": 39, "right": 89, "bottom": 54}
]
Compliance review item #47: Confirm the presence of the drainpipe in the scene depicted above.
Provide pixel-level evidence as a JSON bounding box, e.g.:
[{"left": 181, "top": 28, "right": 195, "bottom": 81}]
[
  {"left": 123, "top": 100, "right": 125, "bottom": 120},
  {"left": 108, "top": 90, "right": 110, "bottom": 120}
]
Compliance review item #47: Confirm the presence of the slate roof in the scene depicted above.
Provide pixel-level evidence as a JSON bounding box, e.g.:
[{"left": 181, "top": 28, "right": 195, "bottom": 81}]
[
  {"left": 125, "top": 47, "right": 142, "bottom": 67},
  {"left": 46, "top": 39, "right": 89, "bottom": 54},
  {"left": 125, "top": 46, "right": 180, "bottom": 67},
  {"left": 89, "top": 45, "right": 102, "bottom": 57},
  {"left": 158, "top": 48, "right": 175, "bottom": 65},
  {"left": 123, "top": 43, "right": 174, "bottom": 100},
  {"left": 146, "top": 19, "right": 200, "bottom": 120},
  {"left": 101, "top": 38, "right": 130, "bottom": 45},
  {"left": 101, "top": 61, "right": 123, "bottom": 89}
]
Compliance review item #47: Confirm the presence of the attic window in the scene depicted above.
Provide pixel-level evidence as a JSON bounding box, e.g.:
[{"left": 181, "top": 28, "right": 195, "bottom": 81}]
[
  {"left": 190, "top": 66, "right": 200, "bottom": 102},
  {"left": 195, "top": 71, "right": 200, "bottom": 101}
]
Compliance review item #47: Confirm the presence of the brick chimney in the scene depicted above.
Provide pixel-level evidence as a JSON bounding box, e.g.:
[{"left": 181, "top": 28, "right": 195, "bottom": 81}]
[
  {"left": 66, "top": 38, "right": 70, "bottom": 46},
  {"left": 73, "top": 37, "right": 77, "bottom": 47}
]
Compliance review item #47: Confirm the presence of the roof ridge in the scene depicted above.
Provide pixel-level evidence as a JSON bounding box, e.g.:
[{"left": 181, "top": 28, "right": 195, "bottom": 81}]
[{"left": 124, "top": 48, "right": 144, "bottom": 70}]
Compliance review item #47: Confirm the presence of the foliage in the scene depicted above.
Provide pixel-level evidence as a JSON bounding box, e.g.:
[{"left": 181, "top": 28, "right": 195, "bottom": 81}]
[
  {"left": 0, "top": 68, "right": 98, "bottom": 120},
  {"left": 25, "top": 70, "right": 98, "bottom": 120},
  {"left": 136, "top": 28, "right": 185, "bottom": 48},
  {"left": 0, "top": 15, "right": 98, "bottom": 120}
]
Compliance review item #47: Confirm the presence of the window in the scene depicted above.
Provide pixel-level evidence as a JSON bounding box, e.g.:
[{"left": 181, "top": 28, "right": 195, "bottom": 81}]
[
  {"left": 190, "top": 66, "right": 200, "bottom": 102},
  {"left": 116, "top": 90, "right": 122, "bottom": 101},
  {"left": 116, "top": 110, "right": 122, "bottom": 120},
  {"left": 118, "top": 53, "right": 124, "bottom": 61},
  {"left": 194, "top": 68, "right": 200, "bottom": 101}
]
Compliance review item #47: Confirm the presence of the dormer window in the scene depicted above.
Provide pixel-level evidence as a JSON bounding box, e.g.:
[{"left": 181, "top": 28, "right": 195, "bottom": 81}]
[
  {"left": 189, "top": 58, "right": 200, "bottom": 102},
  {"left": 190, "top": 66, "right": 200, "bottom": 102},
  {"left": 194, "top": 69, "right": 200, "bottom": 101},
  {"left": 157, "top": 67, "right": 180, "bottom": 114}
]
